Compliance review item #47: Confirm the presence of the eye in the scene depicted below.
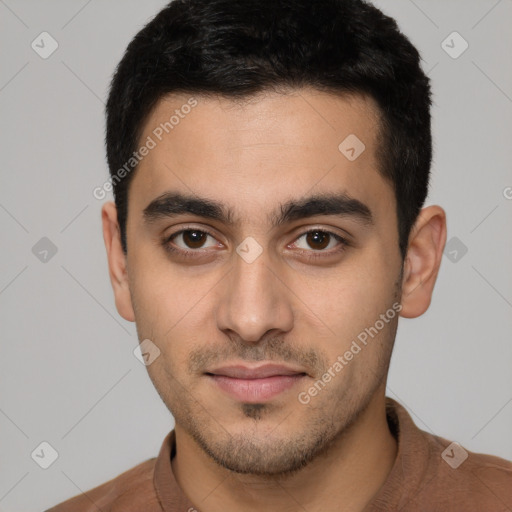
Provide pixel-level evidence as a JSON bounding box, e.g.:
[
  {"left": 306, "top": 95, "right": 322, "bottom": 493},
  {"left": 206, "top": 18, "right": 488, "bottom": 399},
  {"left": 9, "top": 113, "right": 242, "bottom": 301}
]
[
  {"left": 162, "top": 226, "right": 348, "bottom": 262},
  {"left": 290, "top": 229, "right": 347, "bottom": 254},
  {"left": 166, "top": 229, "right": 220, "bottom": 251}
]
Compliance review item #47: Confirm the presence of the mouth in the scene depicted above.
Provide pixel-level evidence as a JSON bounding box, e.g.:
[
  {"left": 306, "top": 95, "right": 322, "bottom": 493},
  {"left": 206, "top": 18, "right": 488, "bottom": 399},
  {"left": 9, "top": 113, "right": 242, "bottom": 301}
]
[{"left": 205, "top": 363, "right": 307, "bottom": 403}]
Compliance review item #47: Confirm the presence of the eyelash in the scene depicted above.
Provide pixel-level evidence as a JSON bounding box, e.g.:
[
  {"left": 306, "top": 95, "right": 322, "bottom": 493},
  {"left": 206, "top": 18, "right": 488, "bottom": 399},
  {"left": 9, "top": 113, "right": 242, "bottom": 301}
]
[
  {"left": 162, "top": 227, "right": 349, "bottom": 260},
  {"left": 289, "top": 229, "right": 349, "bottom": 260}
]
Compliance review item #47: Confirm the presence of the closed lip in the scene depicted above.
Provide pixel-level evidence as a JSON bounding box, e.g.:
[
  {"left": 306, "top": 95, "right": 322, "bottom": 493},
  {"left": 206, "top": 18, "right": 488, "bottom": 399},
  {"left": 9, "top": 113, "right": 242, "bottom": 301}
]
[{"left": 205, "top": 363, "right": 307, "bottom": 379}]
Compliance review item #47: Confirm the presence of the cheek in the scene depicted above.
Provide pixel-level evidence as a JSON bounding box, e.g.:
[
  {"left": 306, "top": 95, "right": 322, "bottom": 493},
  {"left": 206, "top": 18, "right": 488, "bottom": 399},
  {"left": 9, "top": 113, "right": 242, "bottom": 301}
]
[
  {"left": 300, "top": 264, "right": 390, "bottom": 324},
  {"left": 130, "top": 265, "right": 211, "bottom": 365},
  {"left": 293, "top": 258, "right": 398, "bottom": 364},
  {"left": 129, "top": 257, "right": 194, "bottom": 327}
]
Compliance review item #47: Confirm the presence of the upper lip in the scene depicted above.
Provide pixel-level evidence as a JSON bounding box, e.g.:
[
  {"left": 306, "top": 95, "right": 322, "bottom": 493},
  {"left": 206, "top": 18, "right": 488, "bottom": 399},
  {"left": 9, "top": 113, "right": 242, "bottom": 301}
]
[{"left": 206, "top": 363, "right": 307, "bottom": 379}]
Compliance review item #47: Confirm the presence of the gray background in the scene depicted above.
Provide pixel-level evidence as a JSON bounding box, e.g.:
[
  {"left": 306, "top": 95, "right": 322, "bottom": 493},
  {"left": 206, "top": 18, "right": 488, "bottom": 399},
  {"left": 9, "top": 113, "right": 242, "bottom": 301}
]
[{"left": 0, "top": 0, "right": 511, "bottom": 510}]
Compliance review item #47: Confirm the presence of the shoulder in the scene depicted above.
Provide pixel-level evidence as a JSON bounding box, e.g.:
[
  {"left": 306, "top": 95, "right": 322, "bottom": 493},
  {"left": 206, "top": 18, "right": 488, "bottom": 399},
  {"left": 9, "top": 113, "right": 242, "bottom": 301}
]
[
  {"left": 381, "top": 397, "right": 512, "bottom": 511},
  {"left": 45, "top": 457, "right": 161, "bottom": 512},
  {"left": 417, "top": 432, "right": 512, "bottom": 510}
]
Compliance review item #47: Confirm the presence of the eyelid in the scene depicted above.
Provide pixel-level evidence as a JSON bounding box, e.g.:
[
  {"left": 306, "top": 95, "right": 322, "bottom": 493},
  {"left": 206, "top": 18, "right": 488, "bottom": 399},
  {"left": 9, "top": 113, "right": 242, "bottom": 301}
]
[
  {"left": 165, "top": 225, "right": 221, "bottom": 247},
  {"left": 165, "top": 222, "right": 218, "bottom": 237},
  {"left": 162, "top": 226, "right": 222, "bottom": 261},
  {"left": 287, "top": 228, "right": 349, "bottom": 252},
  {"left": 166, "top": 225, "right": 347, "bottom": 243},
  {"left": 163, "top": 225, "right": 350, "bottom": 258}
]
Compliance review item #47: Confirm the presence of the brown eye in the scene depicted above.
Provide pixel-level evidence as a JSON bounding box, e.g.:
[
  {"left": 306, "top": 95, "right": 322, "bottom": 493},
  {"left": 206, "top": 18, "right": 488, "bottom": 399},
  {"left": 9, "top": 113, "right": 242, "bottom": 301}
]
[
  {"left": 294, "top": 230, "right": 344, "bottom": 252},
  {"left": 169, "top": 229, "right": 218, "bottom": 251},
  {"left": 305, "top": 231, "right": 330, "bottom": 250},
  {"left": 181, "top": 230, "right": 207, "bottom": 249}
]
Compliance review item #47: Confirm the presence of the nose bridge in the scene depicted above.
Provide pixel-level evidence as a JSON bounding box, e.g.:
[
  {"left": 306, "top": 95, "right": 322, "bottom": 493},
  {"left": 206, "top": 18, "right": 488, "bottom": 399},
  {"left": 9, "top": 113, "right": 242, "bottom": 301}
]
[{"left": 215, "top": 245, "right": 294, "bottom": 342}]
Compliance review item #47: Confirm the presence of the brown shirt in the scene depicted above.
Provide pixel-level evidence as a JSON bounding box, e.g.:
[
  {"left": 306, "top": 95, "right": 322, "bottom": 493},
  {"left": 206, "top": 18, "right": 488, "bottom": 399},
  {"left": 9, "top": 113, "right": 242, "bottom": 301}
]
[{"left": 46, "top": 397, "right": 512, "bottom": 511}]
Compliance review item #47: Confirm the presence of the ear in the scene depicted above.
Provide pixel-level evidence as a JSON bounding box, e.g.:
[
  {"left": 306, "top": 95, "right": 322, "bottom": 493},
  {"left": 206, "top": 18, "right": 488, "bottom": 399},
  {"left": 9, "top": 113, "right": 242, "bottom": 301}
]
[
  {"left": 400, "top": 205, "right": 447, "bottom": 318},
  {"left": 101, "top": 202, "right": 135, "bottom": 322}
]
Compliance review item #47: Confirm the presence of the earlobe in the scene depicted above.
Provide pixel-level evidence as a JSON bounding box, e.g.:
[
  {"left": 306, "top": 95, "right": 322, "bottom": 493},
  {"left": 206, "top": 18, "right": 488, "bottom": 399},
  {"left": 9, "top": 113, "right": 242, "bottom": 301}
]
[
  {"left": 399, "top": 205, "right": 447, "bottom": 319},
  {"left": 101, "top": 202, "right": 135, "bottom": 322}
]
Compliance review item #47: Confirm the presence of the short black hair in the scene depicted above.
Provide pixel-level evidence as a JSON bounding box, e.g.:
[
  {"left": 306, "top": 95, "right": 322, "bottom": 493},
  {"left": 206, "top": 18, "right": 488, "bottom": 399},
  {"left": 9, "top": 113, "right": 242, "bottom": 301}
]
[{"left": 105, "top": 0, "right": 432, "bottom": 258}]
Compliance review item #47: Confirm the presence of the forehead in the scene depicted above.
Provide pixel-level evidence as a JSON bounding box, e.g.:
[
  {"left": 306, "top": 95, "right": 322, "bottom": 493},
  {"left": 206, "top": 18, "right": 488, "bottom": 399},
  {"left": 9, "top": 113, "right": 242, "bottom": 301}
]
[{"left": 128, "top": 88, "right": 394, "bottom": 227}]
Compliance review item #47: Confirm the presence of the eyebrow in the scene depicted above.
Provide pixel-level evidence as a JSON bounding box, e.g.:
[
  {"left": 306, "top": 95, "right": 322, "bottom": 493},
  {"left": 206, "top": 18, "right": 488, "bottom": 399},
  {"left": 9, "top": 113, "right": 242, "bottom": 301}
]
[{"left": 143, "top": 191, "right": 373, "bottom": 227}]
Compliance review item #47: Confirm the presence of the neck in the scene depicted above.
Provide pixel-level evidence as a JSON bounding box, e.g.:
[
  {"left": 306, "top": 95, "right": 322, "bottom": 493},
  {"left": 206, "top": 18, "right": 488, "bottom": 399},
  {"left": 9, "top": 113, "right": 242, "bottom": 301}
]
[{"left": 172, "top": 389, "right": 397, "bottom": 512}]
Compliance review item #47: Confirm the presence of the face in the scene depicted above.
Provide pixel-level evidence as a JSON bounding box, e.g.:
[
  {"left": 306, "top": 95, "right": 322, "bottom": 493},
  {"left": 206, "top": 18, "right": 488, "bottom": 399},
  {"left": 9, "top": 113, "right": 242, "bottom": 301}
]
[{"left": 120, "top": 88, "right": 404, "bottom": 475}]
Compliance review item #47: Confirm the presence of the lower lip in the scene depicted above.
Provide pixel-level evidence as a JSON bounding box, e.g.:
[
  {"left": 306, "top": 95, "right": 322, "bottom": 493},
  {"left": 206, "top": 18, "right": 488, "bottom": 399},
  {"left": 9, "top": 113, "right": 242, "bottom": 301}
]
[{"left": 208, "top": 374, "right": 305, "bottom": 402}]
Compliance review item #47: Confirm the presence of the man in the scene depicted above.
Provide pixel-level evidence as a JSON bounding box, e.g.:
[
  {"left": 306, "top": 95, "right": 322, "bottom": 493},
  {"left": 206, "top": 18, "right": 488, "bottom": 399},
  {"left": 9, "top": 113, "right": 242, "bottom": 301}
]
[{"left": 48, "top": 0, "right": 512, "bottom": 510}]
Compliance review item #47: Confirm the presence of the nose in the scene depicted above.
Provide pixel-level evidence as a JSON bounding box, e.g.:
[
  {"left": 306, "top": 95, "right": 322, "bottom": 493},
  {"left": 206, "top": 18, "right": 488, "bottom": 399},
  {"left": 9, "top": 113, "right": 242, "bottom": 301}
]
[{"left": 215, "top": 245, "right": 294, "bottom": 343}]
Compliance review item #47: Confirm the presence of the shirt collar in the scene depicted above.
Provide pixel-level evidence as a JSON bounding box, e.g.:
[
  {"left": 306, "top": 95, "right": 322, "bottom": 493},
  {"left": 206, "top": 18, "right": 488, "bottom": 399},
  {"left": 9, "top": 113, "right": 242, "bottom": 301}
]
[
  {"left": 154, "top": 429, "right": 195, "bottom": 511},
  {"left": 365, "top": 397, "right": 432, "bottom": 510}
]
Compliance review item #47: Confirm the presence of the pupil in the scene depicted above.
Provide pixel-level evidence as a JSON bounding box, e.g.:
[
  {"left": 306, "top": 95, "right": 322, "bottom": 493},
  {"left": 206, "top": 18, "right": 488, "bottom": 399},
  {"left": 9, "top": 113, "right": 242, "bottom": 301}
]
[
  {"left": 307, "top": 231, "right": 329, "bottom": 250},
  {"left": 184, "top": 230, "right": 205, "bottom": 248}
]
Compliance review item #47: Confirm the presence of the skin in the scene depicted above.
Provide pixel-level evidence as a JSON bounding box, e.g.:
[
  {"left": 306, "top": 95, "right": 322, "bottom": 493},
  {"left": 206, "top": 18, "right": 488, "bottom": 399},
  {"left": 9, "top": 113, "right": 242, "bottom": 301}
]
[{"left": 102, "top": 88, "right": 446, "bottom": 512}]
